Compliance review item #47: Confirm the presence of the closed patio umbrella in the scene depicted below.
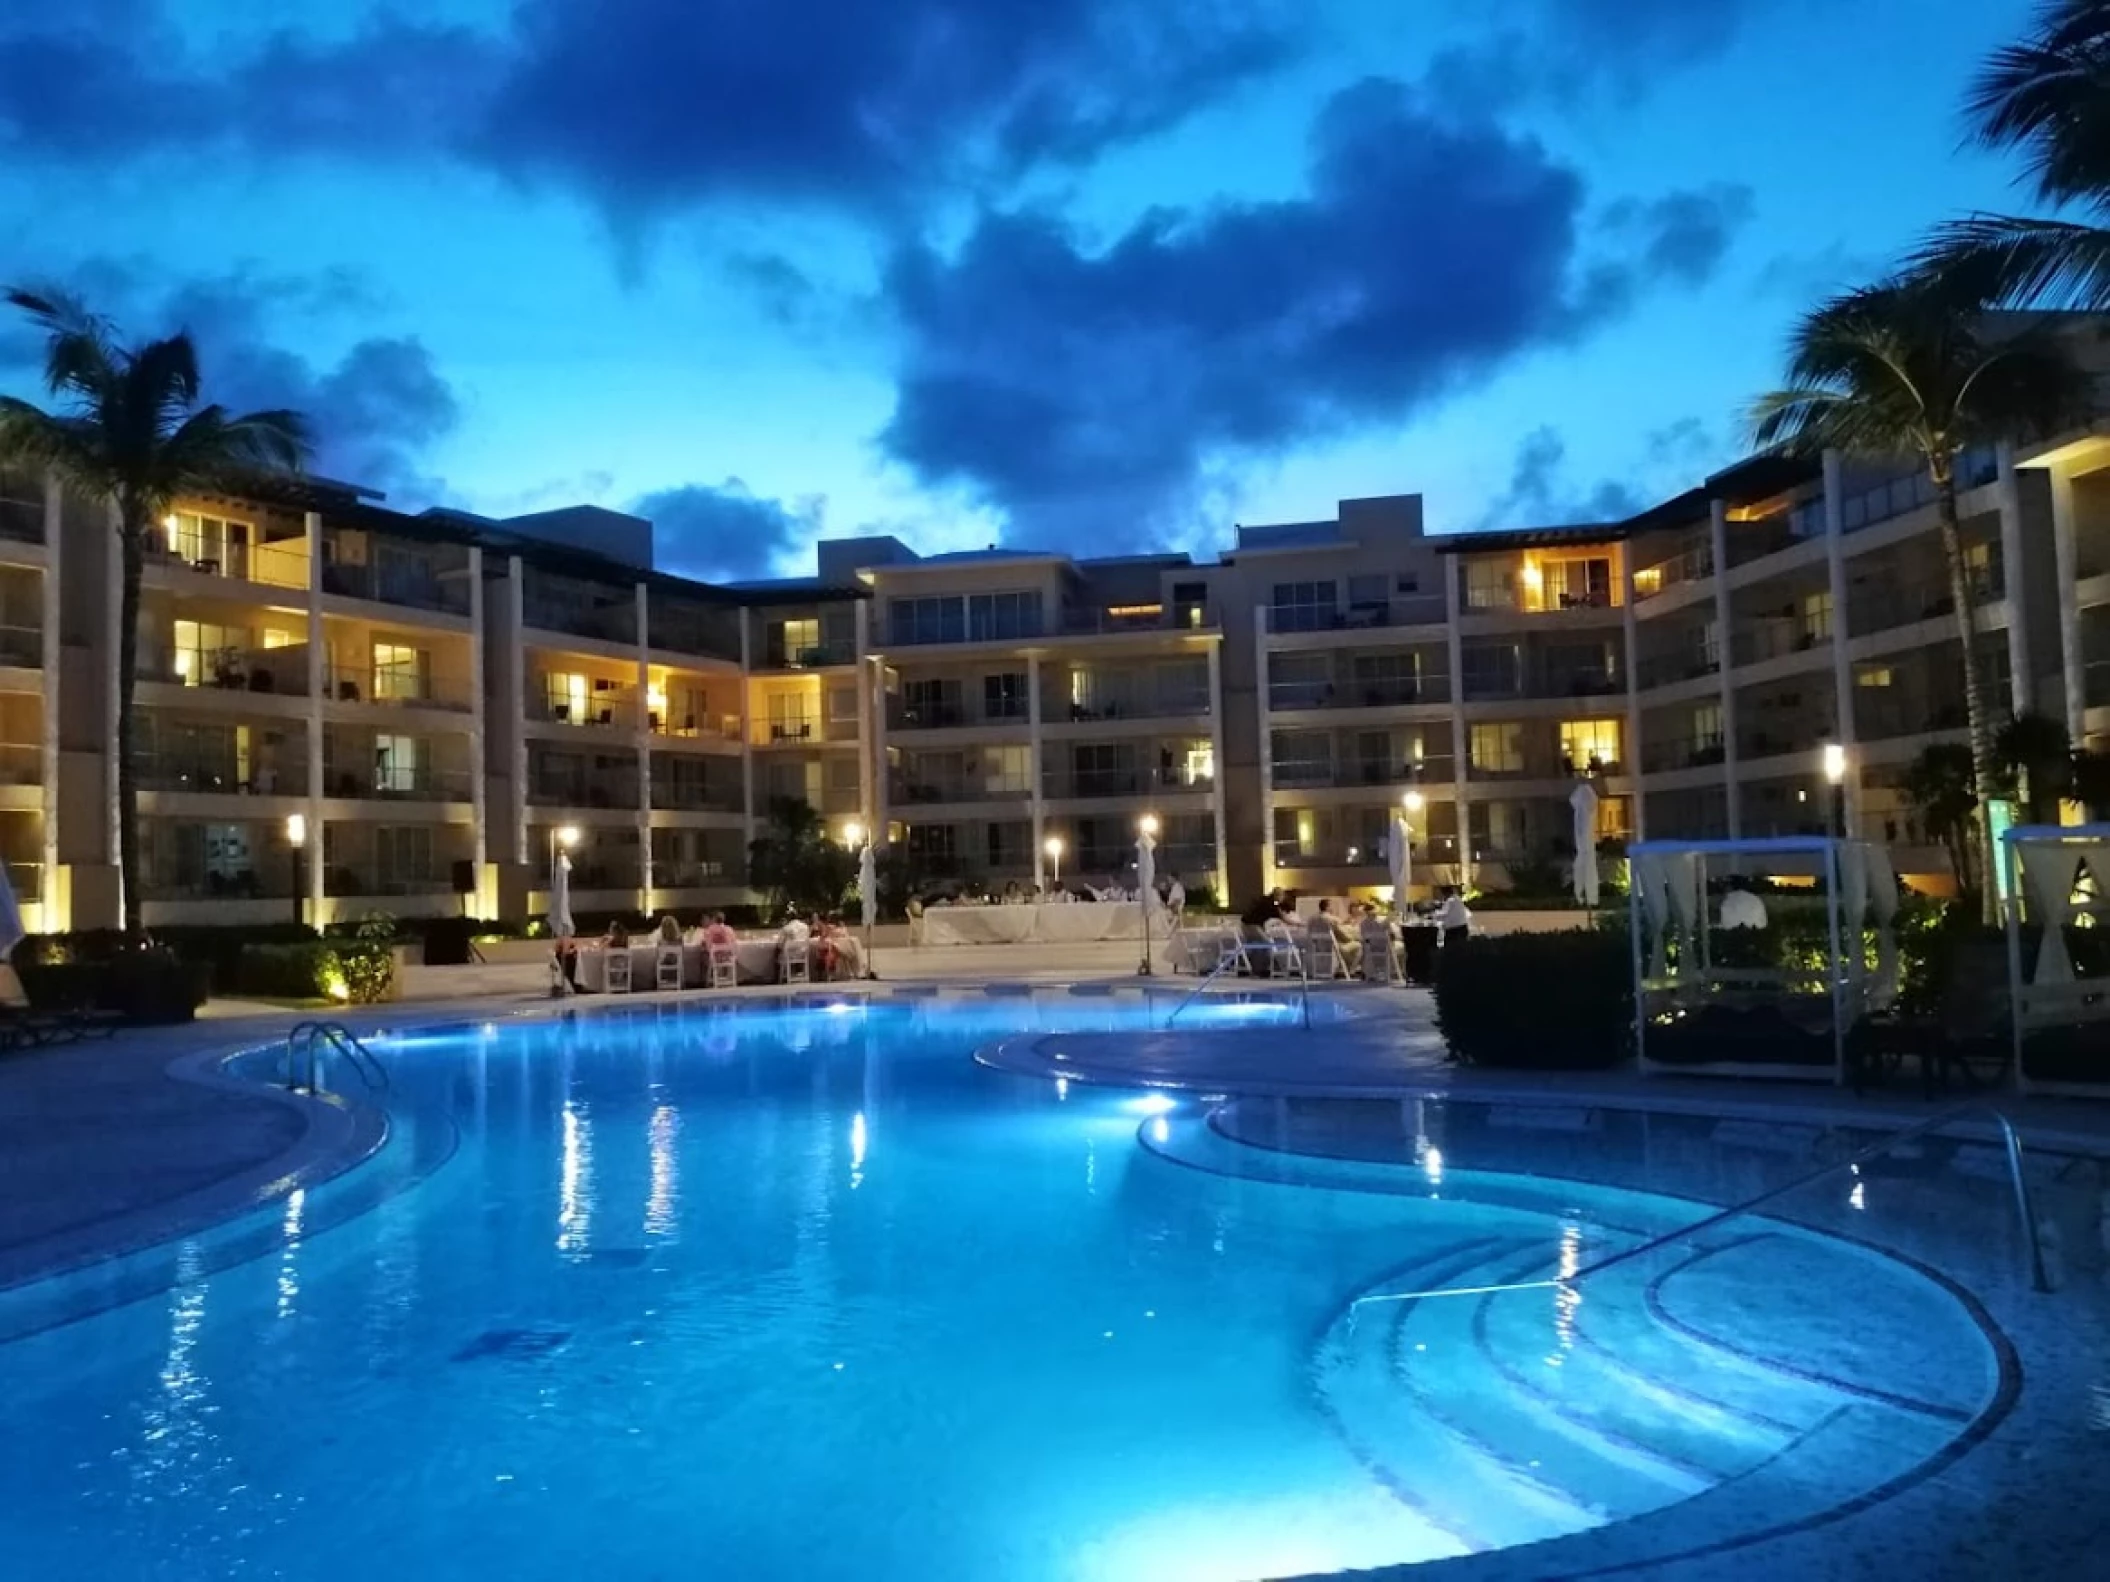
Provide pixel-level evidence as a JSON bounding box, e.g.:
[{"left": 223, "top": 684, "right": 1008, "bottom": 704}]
[
  {"left": 860, "top": 840, "right": 878, "bottom": 933},
  {"left": 1388, "top": 815, "right": 1412, "bottom": 913},
  {"left": 1570, "top": 781, "right": 1601, "bottom": 908},
  {"left": 550, "top": 849, "right": 576, "bottom": 940}
]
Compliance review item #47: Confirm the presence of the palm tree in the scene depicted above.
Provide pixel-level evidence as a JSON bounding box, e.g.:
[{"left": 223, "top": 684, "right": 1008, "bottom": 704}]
[
  {"left": 1903, "top": 742, "right": 1979, "bottom": 891},
  {"left": 1916, "top": 1, "right": 2110, "bottom": 306},
  {"left": 0, "top": 289, "right": 308, "bottom": 932},
  {"left": 1995, "top": 709, "right": 2076, "bottom": 822},
  {"left": 1750, "top": 273, "right": 2092, "bottom": 917}
]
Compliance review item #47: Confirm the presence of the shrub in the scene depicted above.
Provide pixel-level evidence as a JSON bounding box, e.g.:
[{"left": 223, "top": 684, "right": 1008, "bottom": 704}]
[
  {"left": 234, "top": 937, "right": 396, "bottom": 1005},
  {"left": 15, "top": 951, "right": 211, "bottom": 1024},
  {"left": 1432, "top": 930, "right": 1632, "bottom": 1069}
]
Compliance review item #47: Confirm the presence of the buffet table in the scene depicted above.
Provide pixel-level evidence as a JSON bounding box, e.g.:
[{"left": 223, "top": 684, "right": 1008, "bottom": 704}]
[{"left": 915, "top": 901, "right": 1147, "bottom": 947}]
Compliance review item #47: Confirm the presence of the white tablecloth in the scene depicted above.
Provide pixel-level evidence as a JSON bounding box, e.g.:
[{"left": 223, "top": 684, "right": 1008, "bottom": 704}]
[{"left": 916, "top": 902, "right": 1147, "bottom": 946}]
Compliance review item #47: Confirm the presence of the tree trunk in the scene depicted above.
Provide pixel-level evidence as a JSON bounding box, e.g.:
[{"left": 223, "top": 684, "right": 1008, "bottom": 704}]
[
  {"left": 1933, "top": 466, "right": 1999, "bottom": 925},
  {"left": 116, "top": 499, "right": 145, "bottom": 936}
]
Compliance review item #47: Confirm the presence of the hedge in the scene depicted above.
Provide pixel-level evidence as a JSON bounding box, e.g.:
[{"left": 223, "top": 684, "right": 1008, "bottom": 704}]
[
  {"left": 14, "top": 953, "right": 212, "bottom": 1024},
  {"left": 1432, "top": 929, "right": 1632, "bottom": 1070},
  {"left": 233, "top": 939, "right": 396, "bottom": 1004}
]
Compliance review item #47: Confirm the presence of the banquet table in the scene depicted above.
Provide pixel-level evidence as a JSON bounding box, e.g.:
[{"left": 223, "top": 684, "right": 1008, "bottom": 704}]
[
  {"left": 571, "top": 937, "right": 797, "bottom": 990},
  {"left": 915, "top": 901, "right": 1147, "bottom": 947}
]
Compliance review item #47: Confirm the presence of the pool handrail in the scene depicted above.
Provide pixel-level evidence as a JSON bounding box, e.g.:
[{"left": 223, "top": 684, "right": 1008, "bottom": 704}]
[
  {"left": 1349, "top": 1099, "right": 2053, "bottom": 1305},
  {"left": 284, "top": 1020, "right": 389, "bottom": 1095},
  {"left": 1164, "top": 935, "right": 1314, "bottom": 1030}
]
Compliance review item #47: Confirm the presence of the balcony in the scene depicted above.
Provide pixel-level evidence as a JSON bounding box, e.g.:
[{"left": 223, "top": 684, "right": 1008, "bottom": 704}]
[
  {"left": 1267, "top": 675, "right": 1447, "bottom": 711},
  {"left": 0, "top": 489, "right": 44, "bottom": 546},
  {"left": 532, "top": 684, "right": 637, "bottom": 730},
  {"left": 1059, "top": 603, "right": 1216, "bottom": 637},
  {"left": 755, "top": 714, "right": 819, "bottom": 745},
  {"left": 1460, "top": 661, "right": 1622, "bottom": 703},
  {"left": 0, "top": 624, "right": 40, "bottom": 668},
  {"left": 140, "top": 647, "right": 313, "bottom": 697},
  {"left": 322, "top": 865, "right": 454, "bottom": 899},
  {"left": 322, "top": 536, "right": 473, "bottom": 616},
  {"left": 650, "top": 858, "right": 741, "bottom": 889},
  {"left": 1272, "top": 840, "right": 1384, "bottom": 871},
  {"left": 157, "top": 534, "right": 310, "bottom": 591},
  {"left": 1636, "top": 648, "right": 1718, "bottom": 690},
  {"left": 1728, "top": 618, "right": 1830, "bottom": 667},
  {"left": 1271, "top": 754, "right": 1453, "bottom": 791},
  {"left": 890, "top": 698, "right": 1032, "bottom": 731},
  {"left": 529, "top": 766, "right": 641, "bottom": 809},
  {"left": 1631, "top": 542, "right": 1713, "bottom": 600},
  {"left": 891, "top": 774, "right": 1033, "bottom": 806},
  {"left": 649, "top": 774, "right": 744, "bottom": 813},
  {"left": 764, "top": 638, "right": 857, "bottom": 669},
  {"left": 648, "top": 600, "right": 742, "bottom": 663},
  {"left": 1847, "top": 568, "right": 2002, "bottom": 637},
  {"left": 649, "top": 711, "right": 741, "bottom": 744},
  {"left": 1265, "top": 595, "right": 1445, "bottom": 634},
  {"left": 522, "top": 594, "right": 637, "bottom": 646},
  {"left": 1051, "top": 690, "right": 1210, "bottom": 724},
  {"left": 0, "top": 742, "right": 38, "bottom": 786}
]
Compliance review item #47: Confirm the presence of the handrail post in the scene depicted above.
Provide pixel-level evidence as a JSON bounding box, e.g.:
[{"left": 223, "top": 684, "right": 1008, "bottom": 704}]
[{"left": 1995, "top": 1112, "right": 2055, "bottom": 1293}]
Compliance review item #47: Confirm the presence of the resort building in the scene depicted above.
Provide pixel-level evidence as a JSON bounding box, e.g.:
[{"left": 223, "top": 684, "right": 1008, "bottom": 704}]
[{"left": 11, "top": 405, "right": 2110, "bottom": 929}]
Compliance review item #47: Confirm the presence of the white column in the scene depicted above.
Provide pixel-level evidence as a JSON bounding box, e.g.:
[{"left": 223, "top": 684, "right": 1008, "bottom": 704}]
[
  {"left": 1709, "top": 497, "right": 1743, "bottom": 839},
  {"left": 1028, "top": 652, "right": 1046, "bottom": 889},
  {"left": 38, "top": 474, "right": 62, "bottom": 926},
  {"left": 633, "top": 582, "right": 652, "bottom": 908},
  {"left": 467, "top": 547, "right": 488, "bottom": 872},
  {"left": 1821, "top": 450, "right": 1860, "bottom": 833},
  {"left": 870, "top": 652, "right": 889, "bottom": 844},
  {"left": 1621, "top": 546, "right": 1645, "bottom": 843},
  {"left": 1207, "top": 640, "right": 1228, "bottom": 897},
  {"left": 303, "top": 510, "right": 325, "bottom": 922},
  {"left": 853, "top": 601, "right": 875, "bottom": 834},
  {"left": 2048, "top": 465, "right": 2087, "bottom": 744},
  {"left": 507, "top": 557, "right": 528, "bottom": 866},
  {"left": 104, "top": 501, "right": 121, "bottom": 916},
  {"left": 1996, "top": 443, "right": 2032, "bottom": 714},
  {"left": 739, "top": 613, "right": 756, "bottom": 855},
  {"left": 1442, "top": 572, "right": 1471, "bottom": 883},
  {"left": 1254, "top": 604, "right": 1276, "bottom": 891}
]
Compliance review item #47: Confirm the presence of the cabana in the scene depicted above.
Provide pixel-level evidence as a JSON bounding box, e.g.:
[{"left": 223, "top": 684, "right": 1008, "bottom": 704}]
[
  {"left": 1629, "top": 836, "right": 1898, "bottom": 1084},
  {"left": 2003, "top": 824, "right": 2110, "bottom": 1096}
]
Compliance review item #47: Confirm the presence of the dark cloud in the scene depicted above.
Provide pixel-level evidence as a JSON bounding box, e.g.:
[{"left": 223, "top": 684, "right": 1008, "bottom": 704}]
[
  {"left": 879, "top": 77, "right": 1752, "bottom": 545},
  {"left": 0, "top": 262, "right": 460, "bottom": 503},
  {"left": 634, "top": 480, "right": 821, "bottom": 581},
  {"left": 0, "top": 1, "right": 1293, "bottom": 224},
  {"left": 1607, "top": 186, "right": 1756, "bottom": 285},
  {"left": 1429, "top": 0, "right": 1782, "bottom": 109},
  {"left": 1472, "top": 428, "right": 1646, "bottom": 533}
]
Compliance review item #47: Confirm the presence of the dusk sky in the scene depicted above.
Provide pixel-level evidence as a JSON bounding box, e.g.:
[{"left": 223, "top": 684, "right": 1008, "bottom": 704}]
[{"left": 0, "top": 0, "right": 2047, "bottom": 580}]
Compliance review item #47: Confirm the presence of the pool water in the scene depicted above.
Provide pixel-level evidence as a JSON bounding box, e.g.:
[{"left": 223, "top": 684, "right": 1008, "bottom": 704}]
[{"left": 0, "top": 996, "right": 2002, "bottom": 1580}]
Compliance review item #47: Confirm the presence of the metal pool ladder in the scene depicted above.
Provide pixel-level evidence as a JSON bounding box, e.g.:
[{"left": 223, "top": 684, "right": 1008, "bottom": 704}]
[
  {"left": 1351, "top": 1100, "right": 2054, "bottom": 1304},
  {"left": 284, "top": 1020, "right": 389, "bottom": 1095},
  {"left": 1164, "top": 937, "right": 1313, "bottom": 1031}
]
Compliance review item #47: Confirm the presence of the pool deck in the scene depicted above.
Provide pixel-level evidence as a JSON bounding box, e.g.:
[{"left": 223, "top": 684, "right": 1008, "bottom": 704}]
[{"left": 7, "top": 979, "right": 2110, "bottom": 1581}]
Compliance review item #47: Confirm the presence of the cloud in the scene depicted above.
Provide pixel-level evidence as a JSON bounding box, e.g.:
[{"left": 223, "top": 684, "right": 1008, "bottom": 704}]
[
  {"left": 879, "top": 76, "right": 1752, "bottom": 547},
  {"left": 1428, "top": 0, "right": 1783, "bottom": 110},
  {"left": 0, "top": 1, "right": 1294, "bottom": 226},
  {"left": 633, "top": 480, "right": 822, "bottom": 581},
  {"left": 0, "top": 261, "right": 461, "bottom": 503},
  {"left": 1471, "top": 428, "right": 1646, "bottom": 533}
]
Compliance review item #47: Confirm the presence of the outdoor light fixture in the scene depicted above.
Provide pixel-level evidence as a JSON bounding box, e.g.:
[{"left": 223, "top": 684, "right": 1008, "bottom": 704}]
[
  {"left": 1403, "top": 789, "right": 1425, "bottom": 816},
  {"left": 843, "top": 820, "right": 865, "bottom": 847},
  {"left": 1139, "top": 813, "right": 1160, "bottom": 837},
  {"left": 557, "top": 824, "right": 581, "bottom": 849},
  {"left": 1044, "top": 834, "right": 1064, "bottom": 888},
  {"left": 1821, "top": 743, "right": 1848, "bottom": 838}
]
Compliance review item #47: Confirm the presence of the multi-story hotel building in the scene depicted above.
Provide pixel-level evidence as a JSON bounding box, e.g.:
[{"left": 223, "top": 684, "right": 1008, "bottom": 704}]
[{"left": 8, "top": 411, "right": 2110, "bottom": 930}]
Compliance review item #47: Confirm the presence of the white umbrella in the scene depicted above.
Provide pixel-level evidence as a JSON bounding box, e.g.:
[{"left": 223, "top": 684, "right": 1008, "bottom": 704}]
[
  {"left": 550, "top": 849, "right": 576, "bottom": 939},
  {"left": 1388, "top": 816, "right": 1412, "bottom": 913},
  {"left": 859, "top": 840, "right": 878, "bottom": 933},
  {"left": 1135, "top": 827, "right": 1157, "bottom": 909},
  {"left": 1570, "top": 780, "right": 1601, "bottom": 908}
]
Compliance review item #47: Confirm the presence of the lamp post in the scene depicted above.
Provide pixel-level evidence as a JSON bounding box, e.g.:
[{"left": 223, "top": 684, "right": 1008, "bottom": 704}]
[
  {"left": 1137, "top": 813, "right": 1159, "bottom": 977},
  {"left": 286, "top": 812, "right": 307, "bottom": 928},
  {"left": 1044, "top": 834, "right": 1064, "bottom": 892},
  {"left": 1822, "top": 743, "right": 1848, "bottom": 839}
]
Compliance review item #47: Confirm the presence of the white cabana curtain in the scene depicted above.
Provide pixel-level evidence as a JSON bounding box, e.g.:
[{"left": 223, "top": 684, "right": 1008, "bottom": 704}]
[
  {"left": 1633, "top": 851, "right": 1698, "bottom": 979},
  {"left": 1663, "top": 852, "right": 1701, "bottom": 972},
  {"left": 1570, "top": 781, "right": 1600, "bottom": 908},
  {"left": 2019, "top": 843, "right": 2087, "bottom": 985},
  {"left": 1388, "top": 815, "right": 1411, "bottom": 910}
]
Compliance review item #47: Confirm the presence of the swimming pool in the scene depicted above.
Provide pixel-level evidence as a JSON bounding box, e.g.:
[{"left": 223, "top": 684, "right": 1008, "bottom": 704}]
[{"left": 0, "top": 994, "right": 2011, "bottom": 1580}]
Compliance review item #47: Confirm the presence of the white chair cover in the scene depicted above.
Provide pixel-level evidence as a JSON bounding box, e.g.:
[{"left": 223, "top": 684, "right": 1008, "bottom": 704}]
[
  {"left": 657, "top": 946, "right": 683, "bottom": 990},
  {"left": 606, "top": 949, "right": 632, "bottom": 993},
  {"left": 708, "top": 942, "right": 738, "bottom": 988},
  {"left": 783, "top": 938, "right": 811, "bottom": 984}
]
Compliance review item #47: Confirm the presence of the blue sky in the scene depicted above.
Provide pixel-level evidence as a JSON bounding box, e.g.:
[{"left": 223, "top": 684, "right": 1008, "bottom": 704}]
[{"left": 0, "top": 0, "right": 2045, "bottom": 578}]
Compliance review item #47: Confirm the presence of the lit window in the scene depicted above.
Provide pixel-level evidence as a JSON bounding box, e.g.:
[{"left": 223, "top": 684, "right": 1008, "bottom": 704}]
[
  {"left": 1857, "top": 666, "right": 1894, "bottom": 688},
  {"left": 1559, "top": 719, "right": 1621, "bottom": 772},
  {"left": 544, "top": 671, "right": 588, "bottom": 721},
  {"left": 373, "top": 643, "right": 428, "bottom": 701},
  {"left": 1470, "top": 722, "right": 1525, "bottom": 773},
  {"left": 374, "top": 734, "right": 420, "bottom": 793}
]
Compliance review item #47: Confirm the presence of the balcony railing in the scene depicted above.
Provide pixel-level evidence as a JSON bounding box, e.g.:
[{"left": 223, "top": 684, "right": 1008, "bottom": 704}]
[
  {"left": 650, "top": 859, "right": 741, "bottom": 889},
  {"left": 159, "top": 536, "right": 310, "bottom": 591},
  {"left": 1270, "top": 754, "right": 1454, "bottom": 791},
  {"left": 1265, "top": 596, "right": 1446, "bottom": 634},
  {"left": 523, "top": 597, "right": 636, "bottom": 645},
  {"left": 1052, "top": 692, "right": 1210, "bottom": 723},
  {"left": 649, "top": 778, "right": 745, "bottom": 813},
  {"left": 1636, "top": 649, "right": 1718, "bottom": 690},
  {"left": 140, "top": 648, "right": 313, "bottom": 696},
  {"left": 1641, "top": 732, "right": 1726, "bottom": 774},
  {"left": 319, "top": 766, "right": 477, "bottom": 802},
  {"left": 0, "top": 742, "right": 37, "bottom": 786},
  {"left": 892, "top": 775, "right": 1033, "bottom": 805},
  {"left": 1737, "top": 723, "right": 1841, "bottom": 760},
  {"left": 323, "top": 547, "right": 473, "bottom": 615},
  {"left": 0, "top": 624, "right": 40, "bottom": 667},
  {"left": 136, "top": 755, "right": 308, "bottom": 796},
  {"left": 1847, "top": 569, "right": 2002, "bottom": 636},
  {"left": 1461, "top": 664, "right": 1622, "bottom": 702},
  {"left": 3, "top": 860, "right": 39, "bottom": 901},
  {"left": 532, "top": 686, "right": 636, "bottom": 729},
  {"left": 763, "top": 639, "right": 857, "bottom": 669},
  {"left": 1042, "top": 766, "right": 1214, "bottom": 799},
  {"left": 141, "top": 866, "right": 296, "bottom": 901},
  {"left": 1266, "top": 676, "right": 1447, "bottom": 711},
  {"left": 891, "top": 699, "right": 1033, "bottom": 730},
  {"left": 1855, "top": 695, "right": 1968, "bottom": 743},
  {"left": 322, "top": 866, "right": 455, "bottom": 898},
  {"left": 650, "top": 712, "right": 741, "bottom": 743},
  {"left": 1632, "top": 542, "right": 1714, "bottom": 600},
  {"left": 1272, "top": 841, "right": 1385, "bottom": 870},
  {"left": 1059, "top": 604, "right": 1216, "bottom": 637},
  {"left": 1728, "top": 619, "right": 1830, "bottom": 667},
  {"left": 529, "top": 772, "right": 641, "bottom": 808},
  {"left": 323, "top": 664, "right": 475, "bottom": 711},
  {"left": 756, "top": 715, "right": 818, "bottom": 744}
]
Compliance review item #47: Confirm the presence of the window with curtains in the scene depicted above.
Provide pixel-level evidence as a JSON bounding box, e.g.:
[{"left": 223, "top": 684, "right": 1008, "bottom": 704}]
[
  {"left": 1559, "top": 719, "right": 1622, "bottom": 773},
  {"left": 1469, "top": 722, "right": 1525, "bottom": 774}
]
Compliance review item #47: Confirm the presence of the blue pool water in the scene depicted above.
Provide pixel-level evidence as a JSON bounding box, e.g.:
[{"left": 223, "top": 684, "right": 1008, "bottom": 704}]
[{"left": 0, "top": 995, "right": 2004, "bottom": 1580}]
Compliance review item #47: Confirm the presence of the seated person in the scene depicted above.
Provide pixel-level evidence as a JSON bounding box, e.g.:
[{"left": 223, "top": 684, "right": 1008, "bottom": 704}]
[
  {"left": 655, "top": 914, "right": 683, "bottom": 947},
  {"left": 1163, "top": 876, "right": 1186, "bottom": 917},
  {"left": 603, "top": 921, "right": 631, "bottom": 949},
  {"left": 824, "top": 914, "right": 867, "bottom": 979},
  {"left": 1315, "top": 898, "right": 1363, "bottom": 974},
  {"left": 781, "top": 912, "right": 812, "bottom": 944},
  {"left": 702, "top": 912, "right": 738, "bottom": 950},
  {"left": 1240, "top": 888, "right": 1291, "bottom": 938}
]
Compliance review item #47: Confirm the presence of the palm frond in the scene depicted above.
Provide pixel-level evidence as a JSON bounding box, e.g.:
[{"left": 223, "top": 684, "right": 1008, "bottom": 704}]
[
  {"left": 153, "top": 405, "right": 311, "bottom": 499},
  {"left": 1913, "top": 211, "right": 2110, "bottom": 309},
  {"left": 0, "top": 398, "right": 111, "bottom": 489},
  {"left": 4, "top": 284, "right": 118, "bottom": 401},
  {"left": 125, "top": 332, "right": 202, "bottom": 437},
  {"left": 1966, "top": 0, "right": 2110, "bottom": 206}
]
